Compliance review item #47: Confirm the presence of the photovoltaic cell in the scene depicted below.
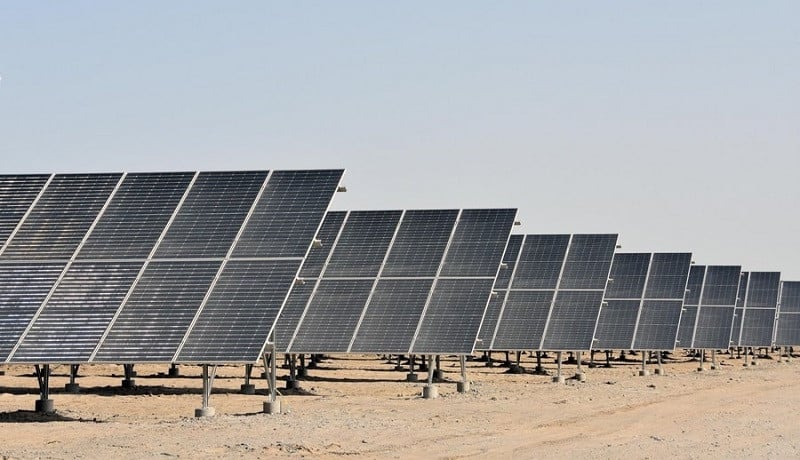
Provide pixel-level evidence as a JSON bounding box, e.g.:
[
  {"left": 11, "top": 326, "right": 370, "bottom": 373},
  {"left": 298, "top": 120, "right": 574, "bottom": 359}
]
[
  {"left": 476, "top": 291, "right": 506, "bottom": 349},
  {"left": 0, "top": 263, "right": 66, "bottom": 361},
  {"left": 177, "top": 260, "right": 302, "bottom": 362},
  {"left": 559, "top": 235, "right": 618, "bottom": 290},
  {"left": 633, "top": 300, "right": 686, "bottom": 350},
  {"left": 506, "top": 234, "right": 569, "bottom": 290},
  {"left": 439, "top": 209, "right": 517, "bottom": 277},
  {"left": 678, "top": 265, "right": 741, "bottom": 349},
  {"left": 604, "top": 253, "right": 651, "bottom": 299},
  {"left": 1, "top": 174, "right": 122, "bottom": 260},
  {"left": 153, "top": 171, "right": 267, "bottom": 259},
  {"left": 12, "top": 261, "right": 142, "bottom": 362},
  {"left": 493, "top": 235, "right": 523, "bottom": 290},
  {"left": 733, "top": 271, "right": 780, "bottom": 347},
  {"left": 593, "top": 299, "right": 641, "bottom": 350},
  {"left": 93, "top": 261, "right": 222, "bottom": 362},
  {"left": 381, "top": 210, "right": 458, "bottom": 277},
  {"left": 0, "top": 174, "right": 49, "bottom": 247},
  {"left": 272, "top": 282, "right": 316, "bottom": 351},
  {"left": 323, "top": 211, "right": 402, "bottom": 278},
  {"left": 78, "top": 172, "right": 194, "bottom": 259},
  {"left": 232, "top": 170, "right": 344, "bottom": 259},
  {"left": 775, "top": 282, "right": 800, "bottom": 346}
]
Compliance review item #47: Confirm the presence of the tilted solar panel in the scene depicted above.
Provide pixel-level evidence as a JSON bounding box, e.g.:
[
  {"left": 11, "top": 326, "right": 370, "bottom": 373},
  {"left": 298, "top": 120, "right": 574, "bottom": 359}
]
[
  {"left": 677, "top": 265, "right": 741, "bottom": 349},
  {"left": 1, "top": 169, "right": 344, "bottom": 364},
  {"left": 732, "top": 271, "right": 780, "bottom": 347},
  {"left": 280, "top": 208, "right": 516, "bottom": 355},
  {"left": 775, "top": 281, "right": 800, "bottom": 346}
]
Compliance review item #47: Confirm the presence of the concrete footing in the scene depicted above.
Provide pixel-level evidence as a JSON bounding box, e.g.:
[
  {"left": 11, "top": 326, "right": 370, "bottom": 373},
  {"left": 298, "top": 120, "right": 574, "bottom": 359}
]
[
  {"left": 432, "top": 370, "right": 444, "bottom": 380},
  {"left": 575, "top": 372, "right": 586, "bottom": 382},
  {"left": 263, "top": 399, "right": 282, "bottom": 414},
  {"left": 457, "top": 381, "right": 470, "bottom": 393},
  {"left": 552, "top": 375, "right": 565, "bottom": 384},
  {"left": 297, "top": 368, "right": 308, "bottom": 378},
  {"left": 710, "top": 365, "right": 718, "bottom": 370},
  {"left": 240, "top": 384, "right": 255, "bottom": 395},
  {"left": 285, "top": 379, "right": 300, "bottom": 390},
  {"left": 638, "top": 370, "right": 649, "bottom": 377},
  {"left": 422, "top": 385, "right": 438, "bottom": 399},
  {"left": 194, "top": 407, "right": 215, "bottom": 418},
  {"left": 696, "top": 367, "right": 704, "bottom": 372},
  {"left": 35, "top": 399, "right": 54, "bottom": 414},
  {"left": 168, "top": 367, "right": 180, "bottom": 377},
  {"left": 65, "top": 383, "right": 80, "bottom": 393},
  {"left": 0, "top": 370, "right": 5, "bottom": 376},
  {"left": 654, "top": 368, "right": 664, "bottom": 375},
  {"left": 406, "top": 373, "right": 418, "bottom": 382},
  {"left": 508, "top": 365, "right": 524, "bottom": 374},
  {"left": 121, "top": 379, "right": 135, "bottom": 389}
]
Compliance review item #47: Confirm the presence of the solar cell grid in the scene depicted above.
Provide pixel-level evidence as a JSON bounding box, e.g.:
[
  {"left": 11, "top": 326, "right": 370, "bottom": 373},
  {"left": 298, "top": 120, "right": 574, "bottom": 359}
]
[{"left": 0, "top": 174, "right": 50, "bottom": 249}]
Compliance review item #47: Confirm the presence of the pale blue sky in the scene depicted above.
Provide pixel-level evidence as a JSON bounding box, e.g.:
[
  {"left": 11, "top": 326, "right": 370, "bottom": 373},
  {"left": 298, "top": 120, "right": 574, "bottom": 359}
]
[{"left": 1, "top": 2, "right": 798, "bottom": 277}]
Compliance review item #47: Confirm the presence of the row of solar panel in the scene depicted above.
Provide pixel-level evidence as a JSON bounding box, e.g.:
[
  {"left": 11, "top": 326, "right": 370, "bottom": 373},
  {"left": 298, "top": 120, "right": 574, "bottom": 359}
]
[{"left": 0, "top": 170, "right": 344, "bottom": 364}]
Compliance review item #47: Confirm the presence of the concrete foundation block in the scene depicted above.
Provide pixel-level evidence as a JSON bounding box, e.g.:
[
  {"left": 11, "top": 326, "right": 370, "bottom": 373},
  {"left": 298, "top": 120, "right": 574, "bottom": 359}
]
[
  {"left": 263, "top": 399, "right": 282, "bottom": 414},
  {"left": 406, "top": 373, "right": 418, "bottom": 382},
  {"left": 121, "top": 379, "right": 136, "bottom": 389},
  {"left": 194, "top": 407, "right": 215, "bottom": 418},
  {"left": 654, "top": 368, "right": 664, "bottom": 375},
  {"left": 168, "top": 367, "right": 180, "bottom": 377},
  {"left": 35, "top": 399, "right": 55, "bottom": 414},
  {"left": 422, "top": 385, "right": 438, "bottom": 399},
  {"left": 285, "top": 379, "right": 300, "bottom": 390},
  {"left": 552, "top": 375, "right": 565, "bottom": 384},
  {"left": 457, "top": 381, "right": 470, "bottom": 393},
  {"left": 638, "top": 370, "right": 649, "bottom": 377},
  {"left": 575, "top": 372, "right": 587, "bottom": 382}
]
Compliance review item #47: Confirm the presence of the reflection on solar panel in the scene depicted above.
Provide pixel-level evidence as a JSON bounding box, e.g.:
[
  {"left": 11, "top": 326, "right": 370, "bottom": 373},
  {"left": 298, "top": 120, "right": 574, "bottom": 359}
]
[
  {"left": 775, "top": 281, "right": 800, "bottom": 346},
  {"left": 676, "top": 265, "right": 742, "bottom": 349},
  {"left": 478, "top": 234, "right": 618, "bottom": 351},
  {"left": 278, "top": 208, "right": 517, "bottom": 355},
  {"left": 593, "top": 253, "right": 692, "bottom": 351},
  {"left": 730, "top": 272, "right": 780, "bottom": 347},
  {"left": 0, "top": 170, "right": 343, "bottom": 364}
]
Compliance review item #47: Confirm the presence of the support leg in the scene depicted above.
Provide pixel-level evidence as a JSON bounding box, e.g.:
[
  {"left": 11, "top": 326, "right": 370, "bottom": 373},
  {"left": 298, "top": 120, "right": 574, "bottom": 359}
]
[
  {"left": 34, "top": 364, "right": 54, "bottom": 413},
  {"left": 241, "top": 364, "right": 255, "bottom": 394},
  {"left": 457, "top": 355, "right": 470, "bottom": 393},
  {"left": 122, "top": 364, "right": 135, "bottom": 388},
  {"left": 697, "top": 350, "right": 705, "bottom": 372},
  {"left": 639, "top": 351, "right": 649, "bottom": 376},
  {"left": 534, "top": 351, "right": 545, "bottom": 375},
  {"left": 552, "top": 352, "right": 565, "bottom": 383},
  {"left": 168, "top": 363, "right": 180, "bottom": 377},
  {"left": 575, "top": 351, "right": 586, "bottom": 381},
  {"left": 65, "top": 364, "right": 80, "bottom": 393},
  {"left": 263, "top": 350, "right": 282, "bottom": 414},
  {"left": 654, "top": 351, "right": 664, "bottom": 375},
  {"left": 423, "top": 355, "right": 438, "bottom": 399},
  {"left": 432, "top": 355, "right": 444, "bottom": 381},
  {"left": 406, "top": 355, "right": 418, "bottom": 382},
  {"left": 711, "top": 349, "right": 718, "bottom": 370},
  {"left": 195, "top": 364, "right": 217, "bottom": 417}
]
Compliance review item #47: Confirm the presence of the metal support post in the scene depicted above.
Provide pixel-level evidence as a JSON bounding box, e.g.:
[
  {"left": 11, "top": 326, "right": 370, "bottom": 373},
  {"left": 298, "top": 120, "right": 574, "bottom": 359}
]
[
  {"left": 698, "top": 350, "right": 705, "bottom": 372},
  {"left": 457, "top": 355, "right": 470, "bottom": 393},
  {"left": 66, "top": 364, "right": 80, "bottom": 393},
  {"left": 35, "top": 364, "right": 54, "bottom": 413},
  {"left": 639, "top": 351, "right": 649, "bottom": 376},
  {"left": 195, "top": 364, "right": 217, "bottom": 417},
  {"left": 423, "top": 355, "right": 438, "bottom": 399},
  {"left": 575, "top": 351, "right": 586, "bottom": 381},
  {"left": 552, "top": 352, "right": 564, "bottom": 383},
  {"left": 711, "top": 349, "right": 718, "bottom": 370}
]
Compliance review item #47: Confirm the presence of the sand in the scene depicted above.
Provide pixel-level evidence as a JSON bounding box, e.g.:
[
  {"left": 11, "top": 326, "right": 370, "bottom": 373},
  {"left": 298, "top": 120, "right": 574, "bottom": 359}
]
[{"left": 1, "top": 351, "right": 799, "bottom": 459}]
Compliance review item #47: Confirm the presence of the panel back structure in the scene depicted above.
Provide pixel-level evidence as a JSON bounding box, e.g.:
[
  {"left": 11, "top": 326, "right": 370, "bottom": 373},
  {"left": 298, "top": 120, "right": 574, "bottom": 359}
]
[
  {"left": 477, "top": 234, "right": 618, "bottom": 352},
  {"left": 730, "top": 272, "right": 781, "bottom": 347},
  {"left": 594, "top": 252, "right": 692, "bottom": 351},
  {"left": 0, "top": 170, "right": 343, "bottom": 364},
  {"left": 676, "top": 265, "right": 742, "bottom": 349},
  {"left": 277, "top": 208, "right": 517, "bottom": 355},
  {"left": 774, "top": 282, "right": 800, "bottom": 346}
]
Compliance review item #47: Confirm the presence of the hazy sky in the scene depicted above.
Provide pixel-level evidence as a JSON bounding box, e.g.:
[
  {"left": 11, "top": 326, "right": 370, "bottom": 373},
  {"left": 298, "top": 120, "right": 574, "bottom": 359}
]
[{"left": 1, "top": 2, "right": 798, "bottom": 277}]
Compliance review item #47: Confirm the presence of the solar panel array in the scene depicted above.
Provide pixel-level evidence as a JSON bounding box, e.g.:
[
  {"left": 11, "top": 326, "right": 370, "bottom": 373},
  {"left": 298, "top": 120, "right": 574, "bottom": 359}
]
[
  {"left": 676, "top": 265, "right": 742, "bottom": 349},
  {"left": 594, "top": 252, "right": 693, "bottom": 351},
  {"left": 477, "top": 234, "right": 618, "bottom": 351},
  {"left": 0, "top": 170, "right": 343, "bottom": 364},
  {"left": 730, "top": 272, "right": 781, "bottom": 347},
  {"left": 775, "top": 282, "right": 800, "bottom": 346},
  {"left": 275, "top": 208, "right": 517, "bottom": 355}
]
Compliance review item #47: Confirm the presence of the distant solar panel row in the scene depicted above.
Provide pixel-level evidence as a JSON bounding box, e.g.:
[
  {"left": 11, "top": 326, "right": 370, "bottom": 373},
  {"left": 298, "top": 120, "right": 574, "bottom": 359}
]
[
  {"left": 676, "top": 265, "right": 742, "bottom": 349},
  {"left": 275, "top": 208, "right": 517, "bottom": 355},
  {"left": 594, "top": 253, "right": 692, "bottom": 351},
  {"left": 775, "top": 282, "right": 800, "bottom": 346},
  {"left": 477, "top": 234, "right": 618, "bottom": 352},
  {"left": 0, "top": 170, "right": 343, "bottom": 364}
]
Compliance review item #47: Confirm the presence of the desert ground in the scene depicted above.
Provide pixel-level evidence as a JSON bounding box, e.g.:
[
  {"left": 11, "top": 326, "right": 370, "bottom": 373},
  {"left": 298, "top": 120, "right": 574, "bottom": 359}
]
[{"left": 1, "top": 351, "right": 798, "bottom": 459}]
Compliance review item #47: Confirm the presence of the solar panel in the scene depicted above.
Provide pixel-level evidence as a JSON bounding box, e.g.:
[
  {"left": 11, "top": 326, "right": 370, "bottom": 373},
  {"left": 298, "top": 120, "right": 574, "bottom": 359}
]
[
  {"left": 482, "top": 234, "right": 618, "bottom": 351},
  {"left": 280, "top": 208, "right": 516, "bottom": 355},
  {"left": 677, "top": 265, "right": 742, "bottom": 349},
  {"left": 0, "top": 169, "right": 343, "bottom": 364},
  {"left": 775, "top": 281, "right": 800, "bottom": 346},
  {"left": 731, "top": 272, "right": 780, "bottom": 347},
  {"left": 594, "top": 253, "right": 651, "bottom": 350}
]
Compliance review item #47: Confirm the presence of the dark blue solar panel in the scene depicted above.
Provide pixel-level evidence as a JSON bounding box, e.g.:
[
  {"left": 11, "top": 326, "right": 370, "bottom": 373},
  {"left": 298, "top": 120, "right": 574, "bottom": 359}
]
[
  {"left": 700, "top": 266, "right": 741, "bottom": 306},
  {"left": 684, "top": 265, "right": 705, "bottom": 306},
  {"left": 644, "top": 253, "right": 692, "bottom": 299},
  {"left": 323, "top": 211, "right": 402, "bottom": 278},
  {"left": 78, "top": 173, "right": 193, "bottom": 259},
  {"left": 633, "top": 300, "right": 685, "bottom": 350},
  {"left": 381, "top": 210, "right": 458, "bottom": 277},
  {"left": 490, "top": 290, "right": 554, "bottom": 350},
  {"left": 0, "top": 175, "right": 49, "bottom": 248},
  {"left": 12, "top": 261, "right": 142, "bottom": 362},
  {"left": 439, "top": 209, "right": 517, "bottom": 277},
  {"left": 779, "top": 281, "right": 800, "bottom": 314},
  {"left": 605, "top": 253, "right": 650, "bottom": 299},
  {"left": 559, "top": 234, "right": 618, "bottom": 290},
  {"left": 0, "top": 262, "right": 66, "bottom": 361},
  {"left": 676, "top": 305, "right": 698, "bottom": 348},
  {"left": 475, "top": 291, "right": 506, "bottom": 350},
  {"left": 94, "top": 261, "right": 221, "bottom": 362},
  {"left": 593, "top": 299, "right": 640, "bottom": 350},
  {"left": 288, "top": 279, "right": 375, "bottom": 353},
  {"left": 350, "top": 279, "right": 434, "bottom": 353},
  {"left": 273, "top": 282, "right": 316, "bottom": 352},
  {"left": 411, "top": 278, "right": 496, "bottom": 354},
  {"left": 154, "top": 171, "right": 267, "bottom": 258},
  {"left": 508, "top": 234, "right": 569, "bottom": 289},
  {"left": 2, "top": 174, "right": 122, "bottom": 260},
  {"left": 736, "top": 272, "right": 780, "bottom": 347},
  {"left": 232, "top": 170, "right": 343, "bottom": 259},
  {"left": 775, "top": 283, "right": 800, "bottom": 346},
  {"left": 542, "top": 290, "right": 606, "bottom": 350}
]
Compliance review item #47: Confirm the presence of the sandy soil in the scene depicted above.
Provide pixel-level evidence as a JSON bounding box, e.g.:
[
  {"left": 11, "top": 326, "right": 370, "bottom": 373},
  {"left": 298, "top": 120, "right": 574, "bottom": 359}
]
[{"left": 1, "top": 351, "right": 798, "bottom": 459}]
